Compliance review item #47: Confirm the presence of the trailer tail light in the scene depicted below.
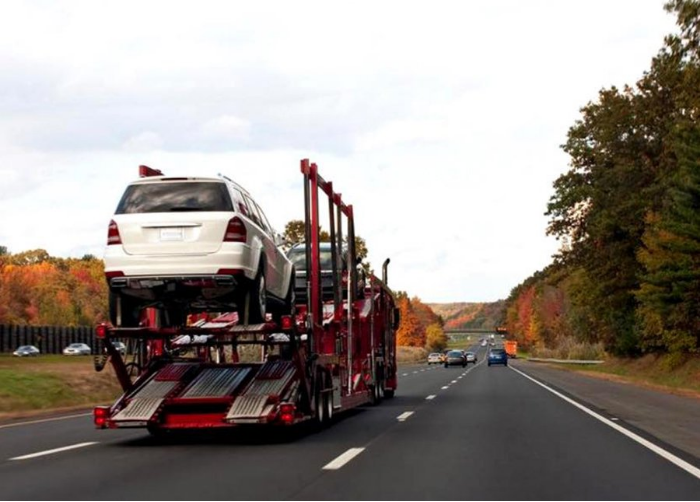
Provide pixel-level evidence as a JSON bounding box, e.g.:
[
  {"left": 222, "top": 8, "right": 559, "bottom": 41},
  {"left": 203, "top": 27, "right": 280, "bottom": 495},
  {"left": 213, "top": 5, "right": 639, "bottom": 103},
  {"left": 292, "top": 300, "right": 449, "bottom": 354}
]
[
  {"left": 107, "top": 220, "right": 122, "bottom": 245},
  {"left": 223, "top": 217, "right": 247, "bottom": 242},
  {"left": 280, "top": 315, "right": 294, "bottom": 330},
  {"left": 279, "top": 403, "right": 295, "bottom": 425},
  {"left": 94, "top": 406, "right": 110, "bottom": 429},
  {"left": 95, "top": 324, "right": 108, "bottom": 339}
]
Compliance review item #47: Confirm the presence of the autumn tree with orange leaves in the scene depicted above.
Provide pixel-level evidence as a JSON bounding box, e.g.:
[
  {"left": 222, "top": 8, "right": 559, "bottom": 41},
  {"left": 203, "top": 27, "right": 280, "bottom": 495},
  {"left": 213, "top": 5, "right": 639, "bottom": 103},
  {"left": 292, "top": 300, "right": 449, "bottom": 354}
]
[{"left": 0, "top": 249, "right": 108, "bottom": 326}]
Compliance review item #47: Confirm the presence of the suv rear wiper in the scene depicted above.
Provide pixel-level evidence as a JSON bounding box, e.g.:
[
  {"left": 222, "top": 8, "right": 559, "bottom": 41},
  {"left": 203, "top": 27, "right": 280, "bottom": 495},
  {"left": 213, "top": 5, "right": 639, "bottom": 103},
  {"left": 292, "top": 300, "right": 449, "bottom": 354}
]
[{"left": 168, "top": 207, "right": 205, "bottom": 212}]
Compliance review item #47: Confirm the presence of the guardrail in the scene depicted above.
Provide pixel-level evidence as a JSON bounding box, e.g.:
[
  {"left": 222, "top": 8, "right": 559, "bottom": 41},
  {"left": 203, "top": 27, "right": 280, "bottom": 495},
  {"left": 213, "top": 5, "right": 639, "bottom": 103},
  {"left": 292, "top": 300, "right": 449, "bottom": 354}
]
[{"left": 0, "top": 324, "right": 95, "bottom": 354}]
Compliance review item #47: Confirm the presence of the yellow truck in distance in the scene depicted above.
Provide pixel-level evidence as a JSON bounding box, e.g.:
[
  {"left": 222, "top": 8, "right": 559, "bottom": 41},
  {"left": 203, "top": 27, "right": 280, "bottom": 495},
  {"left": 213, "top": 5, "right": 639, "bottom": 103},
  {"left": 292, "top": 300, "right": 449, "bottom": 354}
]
[{"left": 504, "top": 340, "right": 518, "bottom": 359}]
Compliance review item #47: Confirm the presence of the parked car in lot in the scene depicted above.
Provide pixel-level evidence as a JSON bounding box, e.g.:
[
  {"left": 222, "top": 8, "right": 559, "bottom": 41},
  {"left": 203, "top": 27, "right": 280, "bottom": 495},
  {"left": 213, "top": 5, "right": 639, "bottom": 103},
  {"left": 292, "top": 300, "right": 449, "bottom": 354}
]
[
  {"left": 63, "top": 343, "right": 91, "bottom": 356},
  {"left": 13, "top": 345, "right": 40, "bottom": 357},
  {"left": 428, "top": 352, "right": 442, "bottom": 365},
  {"left": 488, "top": 348, "right": 508, "bottom": 366},
  {"left": 106, "top": 341, "right": 127, "bottom": 356},
  {"left": 104, "top": 169, "right": 296, "bottom": 327},
  {"left": 464, "top": 351, "right": 477, "bottom": 364},
  {"left": 444, "top": 350, "right": 467, "bottom": 368}
]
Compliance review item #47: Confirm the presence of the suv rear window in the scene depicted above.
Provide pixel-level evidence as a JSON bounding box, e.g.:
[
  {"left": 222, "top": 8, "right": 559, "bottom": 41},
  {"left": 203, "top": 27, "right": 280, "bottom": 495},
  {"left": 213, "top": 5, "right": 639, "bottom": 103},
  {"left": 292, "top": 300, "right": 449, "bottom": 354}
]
[{"left": 116, "top": 182, "right": 233, "bottom": 214}]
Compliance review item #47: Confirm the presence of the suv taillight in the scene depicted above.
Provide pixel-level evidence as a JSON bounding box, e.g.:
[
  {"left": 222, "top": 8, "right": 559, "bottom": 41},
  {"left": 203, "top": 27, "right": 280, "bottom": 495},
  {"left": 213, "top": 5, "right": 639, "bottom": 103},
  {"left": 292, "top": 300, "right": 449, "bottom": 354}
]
[
  {"left": 224, "top": 217, "right": 247, "bottom": 242},
  {"left": 107, "top": 220, "right": 122, "bottom": 245}
]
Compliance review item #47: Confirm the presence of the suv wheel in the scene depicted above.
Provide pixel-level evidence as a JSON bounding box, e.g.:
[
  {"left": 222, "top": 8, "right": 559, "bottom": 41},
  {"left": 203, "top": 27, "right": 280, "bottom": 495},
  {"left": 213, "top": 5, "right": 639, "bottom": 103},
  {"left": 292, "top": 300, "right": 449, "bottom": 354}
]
[{"left": 246, "top": 266, "right": 267, "bottom": 324}]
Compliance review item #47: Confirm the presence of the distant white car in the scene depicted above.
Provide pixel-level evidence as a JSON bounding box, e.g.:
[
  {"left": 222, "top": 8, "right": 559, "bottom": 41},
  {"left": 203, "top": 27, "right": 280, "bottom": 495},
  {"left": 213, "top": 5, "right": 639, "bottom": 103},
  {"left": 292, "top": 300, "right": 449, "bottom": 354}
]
[
  {"left": 104, "top": 170, "right": 295, "bottom": 326},
  {"left": 13, "top": 345, "right": 40, "bottom": 357},
  {"left": 427, "top": 353, "right": 442, "bottom": 364},
  {"left": 63, "top": 343, "right": 91, "bottom": 356}
]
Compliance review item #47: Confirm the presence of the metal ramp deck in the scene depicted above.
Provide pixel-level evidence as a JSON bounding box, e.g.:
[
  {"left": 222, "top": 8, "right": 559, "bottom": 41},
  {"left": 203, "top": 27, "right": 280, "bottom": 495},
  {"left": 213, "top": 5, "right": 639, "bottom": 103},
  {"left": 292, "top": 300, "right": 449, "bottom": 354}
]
[
  {"left": 226, "top": 361, "right": 297, "bottom": 421},
  {"left": 179, "top": 367, "right": 251, "bottom": 398},
  {"left": 112, "top": 363, "right": 196, "bottom": 423}
]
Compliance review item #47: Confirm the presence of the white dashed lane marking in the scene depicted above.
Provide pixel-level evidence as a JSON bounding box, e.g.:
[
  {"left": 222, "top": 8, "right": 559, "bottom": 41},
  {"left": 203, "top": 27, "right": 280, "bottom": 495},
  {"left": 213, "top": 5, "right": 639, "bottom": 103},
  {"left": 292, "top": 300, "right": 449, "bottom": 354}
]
[
  {"left": 323, "top": 448, "right": 366, "bottom": 470},
  {"left": 10, "top": 442, "right": 99, "bottom": 461},
  {"left": 397, "top": 411, "right": 414, "bottom": 422}
]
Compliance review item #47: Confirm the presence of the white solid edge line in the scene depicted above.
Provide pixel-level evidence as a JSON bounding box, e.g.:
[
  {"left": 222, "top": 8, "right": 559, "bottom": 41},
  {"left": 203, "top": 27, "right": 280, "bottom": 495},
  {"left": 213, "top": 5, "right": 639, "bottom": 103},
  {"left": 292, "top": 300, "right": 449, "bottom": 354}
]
[
  {"left": 397, "top": 411, "right": 414, "bottom": 422},
  {"left": 0, "top": 413, "right": 92, "bottom": 430},
  {"left": 509, "top": 366, "right": 700, "bottom": 480},
  {"left": 426, "top": 395, "right": 436, "bottom": 400},
  {"left": 322, "top": 447, "right": 366, "bottom": 470},
  {"left": 10, "top": 442, "right": 99, "bottom": 461}
]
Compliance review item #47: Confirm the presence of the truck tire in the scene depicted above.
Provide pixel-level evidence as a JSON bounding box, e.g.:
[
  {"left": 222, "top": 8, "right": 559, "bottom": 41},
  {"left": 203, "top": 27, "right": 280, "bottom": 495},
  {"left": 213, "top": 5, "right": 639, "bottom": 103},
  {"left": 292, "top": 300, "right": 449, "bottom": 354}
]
[
  {"left": 325, "top": 391, "right": 333, "bottom": 423},
  {"left": 314, "top": 392, "right": 326, "bottom": 428},
  {"left": 251, "top": 264, "right": 267, "bottom": 324},
  {"left": 384, "top": 388, "right": 395, "bottom": 399}
]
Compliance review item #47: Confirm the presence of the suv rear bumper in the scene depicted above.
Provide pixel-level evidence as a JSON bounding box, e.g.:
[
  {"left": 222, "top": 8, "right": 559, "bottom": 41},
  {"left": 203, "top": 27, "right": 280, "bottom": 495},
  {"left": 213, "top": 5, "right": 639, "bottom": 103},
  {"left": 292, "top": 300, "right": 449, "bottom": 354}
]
[{"left": 104, "top": 243, "right": 256, "bottom": 279}]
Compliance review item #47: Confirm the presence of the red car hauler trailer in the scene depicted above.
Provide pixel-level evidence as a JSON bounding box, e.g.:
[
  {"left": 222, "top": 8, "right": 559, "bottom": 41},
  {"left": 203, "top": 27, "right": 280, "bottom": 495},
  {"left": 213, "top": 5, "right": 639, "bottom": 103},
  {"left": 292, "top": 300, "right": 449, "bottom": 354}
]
[{"left": 93, "top": 160, "right": 399, "bottom": 433}]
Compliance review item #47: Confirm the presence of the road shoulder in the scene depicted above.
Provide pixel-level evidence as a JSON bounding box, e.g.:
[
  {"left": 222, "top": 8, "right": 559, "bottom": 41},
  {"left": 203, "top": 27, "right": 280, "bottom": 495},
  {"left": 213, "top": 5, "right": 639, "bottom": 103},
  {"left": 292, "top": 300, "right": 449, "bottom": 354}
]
[{"left": 512, "top": 359, "right": 700, "bottom": 460}]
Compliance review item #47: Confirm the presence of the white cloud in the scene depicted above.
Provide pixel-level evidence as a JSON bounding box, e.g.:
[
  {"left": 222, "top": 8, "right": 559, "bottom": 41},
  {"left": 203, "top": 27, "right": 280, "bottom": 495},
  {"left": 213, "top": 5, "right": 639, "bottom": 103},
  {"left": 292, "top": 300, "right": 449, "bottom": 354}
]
[
  {"left": 122, "top": 131, "right": 163, "bottom": 152},
  {"left": 0, "top": 0, "right": 677, "bottom": 301}
]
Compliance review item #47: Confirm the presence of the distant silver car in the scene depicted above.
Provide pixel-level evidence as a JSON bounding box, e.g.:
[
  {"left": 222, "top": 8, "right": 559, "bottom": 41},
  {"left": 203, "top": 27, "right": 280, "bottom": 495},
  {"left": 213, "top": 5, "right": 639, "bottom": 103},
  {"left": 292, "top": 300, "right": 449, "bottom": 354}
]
[
  {"left": 13, "top": 345, "right": 40, "bottom": 357},
  {"left": 63, "top": 343, "right": 91, "bottom": 356},
  {"left": 465, "top": 351, "right": 477, "bottom": 364},
  {"left": 444, "top": 350, "right": 466, "bottom": 368},
  {"left": 105, "top": 341, "right": 127, "bottom": 356}
]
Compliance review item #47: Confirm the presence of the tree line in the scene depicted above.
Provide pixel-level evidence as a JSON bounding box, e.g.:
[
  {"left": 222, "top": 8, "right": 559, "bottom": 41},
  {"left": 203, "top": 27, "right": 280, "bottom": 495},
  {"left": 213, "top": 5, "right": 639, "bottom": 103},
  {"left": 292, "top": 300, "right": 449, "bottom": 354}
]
[
  {"left": 504, "top": 0, "right": 700, "bottom": 358},
  {"left": 0, "top": 248, "right": 108, "bottom": 326}
]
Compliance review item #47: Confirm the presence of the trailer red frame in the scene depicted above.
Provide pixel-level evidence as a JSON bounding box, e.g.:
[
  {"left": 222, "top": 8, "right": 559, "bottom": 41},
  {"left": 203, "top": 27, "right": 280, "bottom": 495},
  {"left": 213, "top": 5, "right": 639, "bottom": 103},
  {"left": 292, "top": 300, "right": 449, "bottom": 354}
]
[{"left": 93, "top": 160, "right": 398, "bottom": 433}]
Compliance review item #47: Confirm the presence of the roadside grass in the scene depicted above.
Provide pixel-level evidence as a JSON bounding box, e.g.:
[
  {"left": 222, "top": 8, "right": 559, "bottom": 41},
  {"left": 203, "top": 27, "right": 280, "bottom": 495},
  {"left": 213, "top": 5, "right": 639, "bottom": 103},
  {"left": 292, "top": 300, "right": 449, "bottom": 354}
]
[
  {"left": 397, "top": 346, "right": 428, "bottom": 365},
  {"left": 553, "top": 354, "right": 700, "bottom": 395},
  {"left": 0, "top": 354, "right": 123, "bottom": 418}
]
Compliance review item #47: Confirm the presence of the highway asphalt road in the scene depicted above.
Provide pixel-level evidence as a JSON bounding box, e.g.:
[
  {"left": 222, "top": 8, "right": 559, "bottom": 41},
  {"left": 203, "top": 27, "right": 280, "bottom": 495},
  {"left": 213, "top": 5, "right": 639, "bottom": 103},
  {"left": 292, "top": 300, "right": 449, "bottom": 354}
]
[{"left": 1, "top": 345, "right": 698, "bottom": 500}]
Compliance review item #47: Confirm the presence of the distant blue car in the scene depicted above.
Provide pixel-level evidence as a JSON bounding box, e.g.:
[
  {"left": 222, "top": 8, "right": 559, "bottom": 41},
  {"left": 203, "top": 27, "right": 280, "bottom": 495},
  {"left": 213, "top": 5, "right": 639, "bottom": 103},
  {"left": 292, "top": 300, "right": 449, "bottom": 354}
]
[{"left": 488, "top": 348, "right": 508, "bottom": 367}]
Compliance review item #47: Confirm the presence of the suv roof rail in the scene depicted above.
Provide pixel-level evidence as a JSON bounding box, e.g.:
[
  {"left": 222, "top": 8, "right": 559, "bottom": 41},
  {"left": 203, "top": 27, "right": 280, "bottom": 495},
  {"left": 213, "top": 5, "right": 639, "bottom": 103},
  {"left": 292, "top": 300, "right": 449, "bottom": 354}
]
[{"left": 218, "top": 173, "right": 252, "bottom": 196}]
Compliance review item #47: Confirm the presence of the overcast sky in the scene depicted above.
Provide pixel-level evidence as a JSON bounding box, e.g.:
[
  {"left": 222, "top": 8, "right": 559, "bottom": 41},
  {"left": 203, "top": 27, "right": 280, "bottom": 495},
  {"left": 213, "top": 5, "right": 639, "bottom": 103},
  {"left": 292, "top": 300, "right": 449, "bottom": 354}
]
[{"left": 0, "top": 1, "right": 677, "bottom": 302}]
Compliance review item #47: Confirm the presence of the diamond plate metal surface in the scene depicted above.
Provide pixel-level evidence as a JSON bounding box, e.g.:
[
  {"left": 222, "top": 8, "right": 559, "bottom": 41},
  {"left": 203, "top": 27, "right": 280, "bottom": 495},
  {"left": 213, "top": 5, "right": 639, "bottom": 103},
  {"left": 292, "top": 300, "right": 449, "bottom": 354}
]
[
  {"left": 113, "top": 398, "right": 164, "bottom": 422},
  {"left": 180, "top": 367, "right": 251, "bottom": 398},
  {"left": 132, "top": 380, "right": 179, "bottom": 399},
  {"left": 226, "top": 395, "right": 269, "bottom": 419}
]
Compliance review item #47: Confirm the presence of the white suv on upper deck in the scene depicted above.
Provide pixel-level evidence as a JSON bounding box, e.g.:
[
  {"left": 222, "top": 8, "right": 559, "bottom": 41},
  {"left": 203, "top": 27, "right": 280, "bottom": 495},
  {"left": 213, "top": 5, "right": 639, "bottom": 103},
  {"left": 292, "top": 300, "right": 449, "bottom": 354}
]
[{"left": 104, "top": 168, "right": 295, "bottom": 327}]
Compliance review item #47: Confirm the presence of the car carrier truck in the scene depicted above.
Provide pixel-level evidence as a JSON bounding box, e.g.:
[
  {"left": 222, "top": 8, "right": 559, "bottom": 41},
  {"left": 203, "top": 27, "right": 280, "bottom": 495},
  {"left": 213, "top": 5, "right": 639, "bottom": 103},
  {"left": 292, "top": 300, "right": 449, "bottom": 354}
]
[{"left": 93, "top": 160, "right": 399, "bottom": 434}]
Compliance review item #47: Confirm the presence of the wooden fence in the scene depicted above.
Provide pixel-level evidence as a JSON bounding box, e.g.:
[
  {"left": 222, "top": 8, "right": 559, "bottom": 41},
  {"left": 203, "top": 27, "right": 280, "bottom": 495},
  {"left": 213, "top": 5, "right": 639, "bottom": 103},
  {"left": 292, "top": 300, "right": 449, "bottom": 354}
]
[{"left": 0, "top": 324, "right": 96, "bottom": 355}]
